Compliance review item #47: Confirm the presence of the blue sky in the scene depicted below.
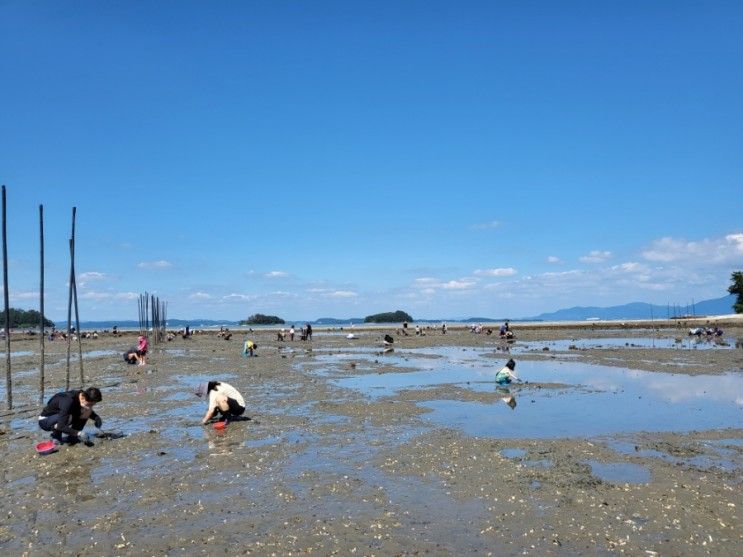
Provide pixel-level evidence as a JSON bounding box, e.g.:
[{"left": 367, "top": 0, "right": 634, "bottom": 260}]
[{"left": 1, "top": 1, "right": 741, "bottom": 322}]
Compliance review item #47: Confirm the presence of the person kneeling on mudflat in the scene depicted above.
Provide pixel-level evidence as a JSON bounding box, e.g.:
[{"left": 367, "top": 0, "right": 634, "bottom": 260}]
[
  {"left": 194, "top": 381, "right": 246, "bottom": 424},
  {"left": 38, "top": 386, "right": 102, "bottom": 444},
  {"left": 495, "top": 359, "right": 519, "bottom": 385}
]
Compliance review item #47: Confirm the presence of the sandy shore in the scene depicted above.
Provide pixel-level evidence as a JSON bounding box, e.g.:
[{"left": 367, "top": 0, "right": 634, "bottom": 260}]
[{"left": 1, "top": 322, "right": 741, "bottom": 555}]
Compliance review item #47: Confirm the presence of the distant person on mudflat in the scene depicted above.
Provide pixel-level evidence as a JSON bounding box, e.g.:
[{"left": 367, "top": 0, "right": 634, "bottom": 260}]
[
  {"left": 38, "top": 387, "right": 103, "bottom": 444},
  {"left": 495, "top": 359, "right": 519, "bottom": 385},
  {"left": 442, "top": 322, "right": 447, "bottom": 335},
  {"left": 137, "top": 335, "right": 148, "bottom": 365},
  {"left": 194, "top": 381, "right": 246, "bottom": 424},
  {"left": 123, "top": 348, "right": 140, "bottom": 365},
  {"left": 242, "top": 339, "right": 257, "bottom": 357},
  {"left": 306, "top": 323, "right": 313, "bottom": 341}
]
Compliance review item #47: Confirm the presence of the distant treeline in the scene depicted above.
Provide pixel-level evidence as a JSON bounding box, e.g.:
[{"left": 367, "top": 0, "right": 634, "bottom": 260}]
[
  {"left": 240, "top": 313, "right": 285, "bottom": 325},
  {"left": 0, "top": 308, "right": 55, "bottom": 328},
  {"left": 364, "top": 310, "right": 413, "bottom": 323}
]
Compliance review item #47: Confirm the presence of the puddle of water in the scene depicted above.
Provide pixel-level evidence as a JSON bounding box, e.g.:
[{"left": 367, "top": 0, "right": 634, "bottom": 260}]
[
  {"left": 329, "top": 350, "right": 742, "bottom": 438},
  {"left": 500, "top": 448, "right": 527, "bottom": 459},
  {"left": 82, "top": 350, "right": 119, "bottom": 358},
  {"left": 0, "top": 351, "right": 34, "bottom": 358},
  {"left": 514, "top": 336, "right": 736, "bottom": 352},
  {"left": 585, "top": 460, "right": 651, "bottom": 484},
  {"left": 606, "top": 439, "right": 742, "bottom": 471}
]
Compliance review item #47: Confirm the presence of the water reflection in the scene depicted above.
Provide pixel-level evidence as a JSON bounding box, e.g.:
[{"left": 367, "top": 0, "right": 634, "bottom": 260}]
[{"left": 329, "top": 349, "right": 742, "bottom": 438}]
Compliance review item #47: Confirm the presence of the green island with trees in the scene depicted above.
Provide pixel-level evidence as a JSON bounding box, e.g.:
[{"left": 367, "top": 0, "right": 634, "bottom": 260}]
[
  {"left": 729, "top": 271, "right": 743, "bottom": 313},
  {"left": 240, "top": 313, "right": 285, "bottom": 325},
  {"left": 364, "top": 310, "right": 413, "bottom": 323},
  {"left": 0, "top": 308, "right": 55, "bottom": 329}
]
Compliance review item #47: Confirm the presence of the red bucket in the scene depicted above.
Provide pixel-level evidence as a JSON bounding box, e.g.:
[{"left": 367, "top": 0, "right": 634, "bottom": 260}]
[
  {"left": 36, "top": 440, "right": 58, "bottom": 455},
  {"left": 213, "top": 421, "right": 227, "bottom": 431}
]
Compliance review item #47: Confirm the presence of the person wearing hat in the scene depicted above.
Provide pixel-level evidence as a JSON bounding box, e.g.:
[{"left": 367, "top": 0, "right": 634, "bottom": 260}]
[
  {"left": 194, "top": 381, "right": 246, "bottom": 424},
  {"left": 495, "top": 359, "right": 519, "bottom": 385},
  {"left": 38, "top": 386, "right": 103, "bottom": 443}
]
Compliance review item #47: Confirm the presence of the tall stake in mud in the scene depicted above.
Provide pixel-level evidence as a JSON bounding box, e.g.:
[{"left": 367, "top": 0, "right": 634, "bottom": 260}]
[
  {"left": 2, "top": 186, "right": 11, "bottom": 410},
  {"left": 39, "top": 205, "right": 45, "bottom": 404},
  {"left": 70, "top": 237, "right": 84, "bottom": 386},
  {"left": 65, "top": 207, "right": 76, "bottom": 390}
]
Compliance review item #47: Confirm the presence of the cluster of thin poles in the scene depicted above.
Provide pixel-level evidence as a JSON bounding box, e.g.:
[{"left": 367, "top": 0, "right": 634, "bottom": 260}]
[
  {"left": 138, "top": 293, "right": 167, "bottom": 345},
  {"left": 2, "top": 185, "right": 83, "bottom": 410}
]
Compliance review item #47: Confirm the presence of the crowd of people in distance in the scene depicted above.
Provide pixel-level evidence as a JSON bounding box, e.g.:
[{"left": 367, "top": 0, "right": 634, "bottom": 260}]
[
  {"left": 688, "top": 325, "right": 724, "bottom": 337},
  {"left": 276, "top": 323, "right": 313, "bottom": 341}
]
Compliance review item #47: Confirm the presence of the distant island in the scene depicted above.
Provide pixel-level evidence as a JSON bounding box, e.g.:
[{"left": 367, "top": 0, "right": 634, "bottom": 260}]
[
  {"left": 314, "top": 317, "right": 365, "bottom": 325},
  {"left": 1, "top": 308, "right": 55, "bottom": 328},
  {"left": 364, "top": 310, "right": 413, "bottom": 323},
  {"left": 240, "top": 313, "right": 285, "bottom": 325}
]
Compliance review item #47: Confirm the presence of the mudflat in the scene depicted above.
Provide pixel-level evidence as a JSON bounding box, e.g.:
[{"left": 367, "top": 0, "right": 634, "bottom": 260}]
[{"left": 1, "top": 322, "right": 741, "bottom": 556}]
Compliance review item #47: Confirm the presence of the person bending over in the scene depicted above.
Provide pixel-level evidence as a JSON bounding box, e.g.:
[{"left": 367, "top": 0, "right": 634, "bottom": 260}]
[
  {"left": 39, "top": 387, "right": 103, "bottom": 443},
  {"left": 123, "top": 348, "right": 140, "bottom": 365},
  {"left": 242, "top": 339, "right": 257, "bottom": 357},
  {"left": 194, "top": 381, "right": 246, "bottom": 424},
  {"left": 495, "top": 359, "right": 519, "bottom": 385}
]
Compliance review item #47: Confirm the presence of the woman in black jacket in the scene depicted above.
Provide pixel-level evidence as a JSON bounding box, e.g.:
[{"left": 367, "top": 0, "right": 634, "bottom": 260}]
[{"left": 38, "top": 387, "right": 103, "bottom": 443}]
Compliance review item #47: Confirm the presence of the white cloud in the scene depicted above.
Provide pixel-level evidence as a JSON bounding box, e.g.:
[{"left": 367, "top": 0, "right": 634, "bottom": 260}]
[
  {"left": 474, "top": 267, "right": 517, "bottom": 277},
  {"left": 642, "top": 233, "right": 743, "bottom": 264},
  {"left": 414, "top": 277, "right": 477, "bottom": 291},
  {"left": 189, "top": 292, "right": 213, "bottom": 300},
  {"left": 137, "top": 260, "right": 172, "bottom": 270},
  {"left": 114, "top": 292, "right": 139, "bottom": 300},
  {"left": 610, "top": 262, "right": 645, "bottom": 273},
  {"left": 79, "top": 271, "right": 107, "bottom": 282},
  {"left": 80, "top": 291, "right": 111, "bottom": 300},
  {"left": 327, "top": 290, "right": 358, "bottom": 298},
  {"left": 265, "top": 271, "right": 288, "bottom": 278},
  {"left": 547, "top": 256, "right": 561, "bottom": 264},
  {"left": 471, "top": 220, "right": 501, "bottom": 230},
  {"left": 441, "top": 279, "right": 477, "bottom": 290},
  {"left": 222, "top": 293, "right": 255, "bottom": 301},
  {"left": 579, "top": 250, "right": 612, "bottom": 263}
]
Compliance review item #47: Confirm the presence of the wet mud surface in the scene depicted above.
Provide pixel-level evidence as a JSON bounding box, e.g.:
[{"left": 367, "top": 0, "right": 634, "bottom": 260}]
[{"left": 1, "top": 324, "right": 741, "bottom": 555}]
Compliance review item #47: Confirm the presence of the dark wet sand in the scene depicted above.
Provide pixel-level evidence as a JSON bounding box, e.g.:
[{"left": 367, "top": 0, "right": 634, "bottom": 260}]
[{"left": 1, "top": 322, "right": 741, "bottom": 556}]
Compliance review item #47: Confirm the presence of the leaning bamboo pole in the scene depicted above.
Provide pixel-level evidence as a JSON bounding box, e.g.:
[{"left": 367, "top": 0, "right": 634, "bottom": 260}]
[
  {"left": 2, "top": 186, "right": 11, "bottom": 410},
  {"left": 70, "top": 237, "right": 84, "bottom": 386},
  {"left": 39, "top": 204, "right": 45, "bottom": 404}
]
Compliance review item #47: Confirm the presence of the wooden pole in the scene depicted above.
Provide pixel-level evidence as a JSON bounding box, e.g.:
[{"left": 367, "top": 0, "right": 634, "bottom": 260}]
[
  {"left": 39, "top": 204, "right": 45, "bottom": 404},
  {"left": 70, "top": 237, "right": 84, "bottom": 387},
  {"left": 2, "top": 186, "right": 12, "bottom": 410},
  {"left": 65, "top": 208, "right": 76, "bottom": 390}
]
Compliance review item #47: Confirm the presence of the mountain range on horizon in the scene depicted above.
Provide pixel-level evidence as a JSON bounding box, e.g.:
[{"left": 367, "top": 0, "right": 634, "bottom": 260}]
[{"left": 69, "top": 294, "right": 738, "bottom": 329}]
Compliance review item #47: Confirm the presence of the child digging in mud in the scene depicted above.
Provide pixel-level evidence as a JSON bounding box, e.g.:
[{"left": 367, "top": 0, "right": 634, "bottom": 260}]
[
  {"left": 194, "top": 381, "right": 246, "bottom": 424},
  {"left": 38, "top": 386, "right": 103, "bottom": 445},
  {"left": 495, "top": 358, "right": 520, "bottom": 386}
]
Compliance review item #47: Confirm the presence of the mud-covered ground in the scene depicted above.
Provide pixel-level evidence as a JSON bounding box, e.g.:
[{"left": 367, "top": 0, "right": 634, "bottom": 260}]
[{"left": 1, "top": 323, "right": 741, "bottom": 556}]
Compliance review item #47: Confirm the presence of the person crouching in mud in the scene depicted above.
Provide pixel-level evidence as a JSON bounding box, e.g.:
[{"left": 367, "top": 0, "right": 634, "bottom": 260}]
[
  {"left": 38, "top": 386, "right": 103, "bottom": 444},
  {"left": 495, "top": 358, "right": 520, "bottom": 386},
  {"left": 194, "top": 381, "right": 246, "bottom": 424}
]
